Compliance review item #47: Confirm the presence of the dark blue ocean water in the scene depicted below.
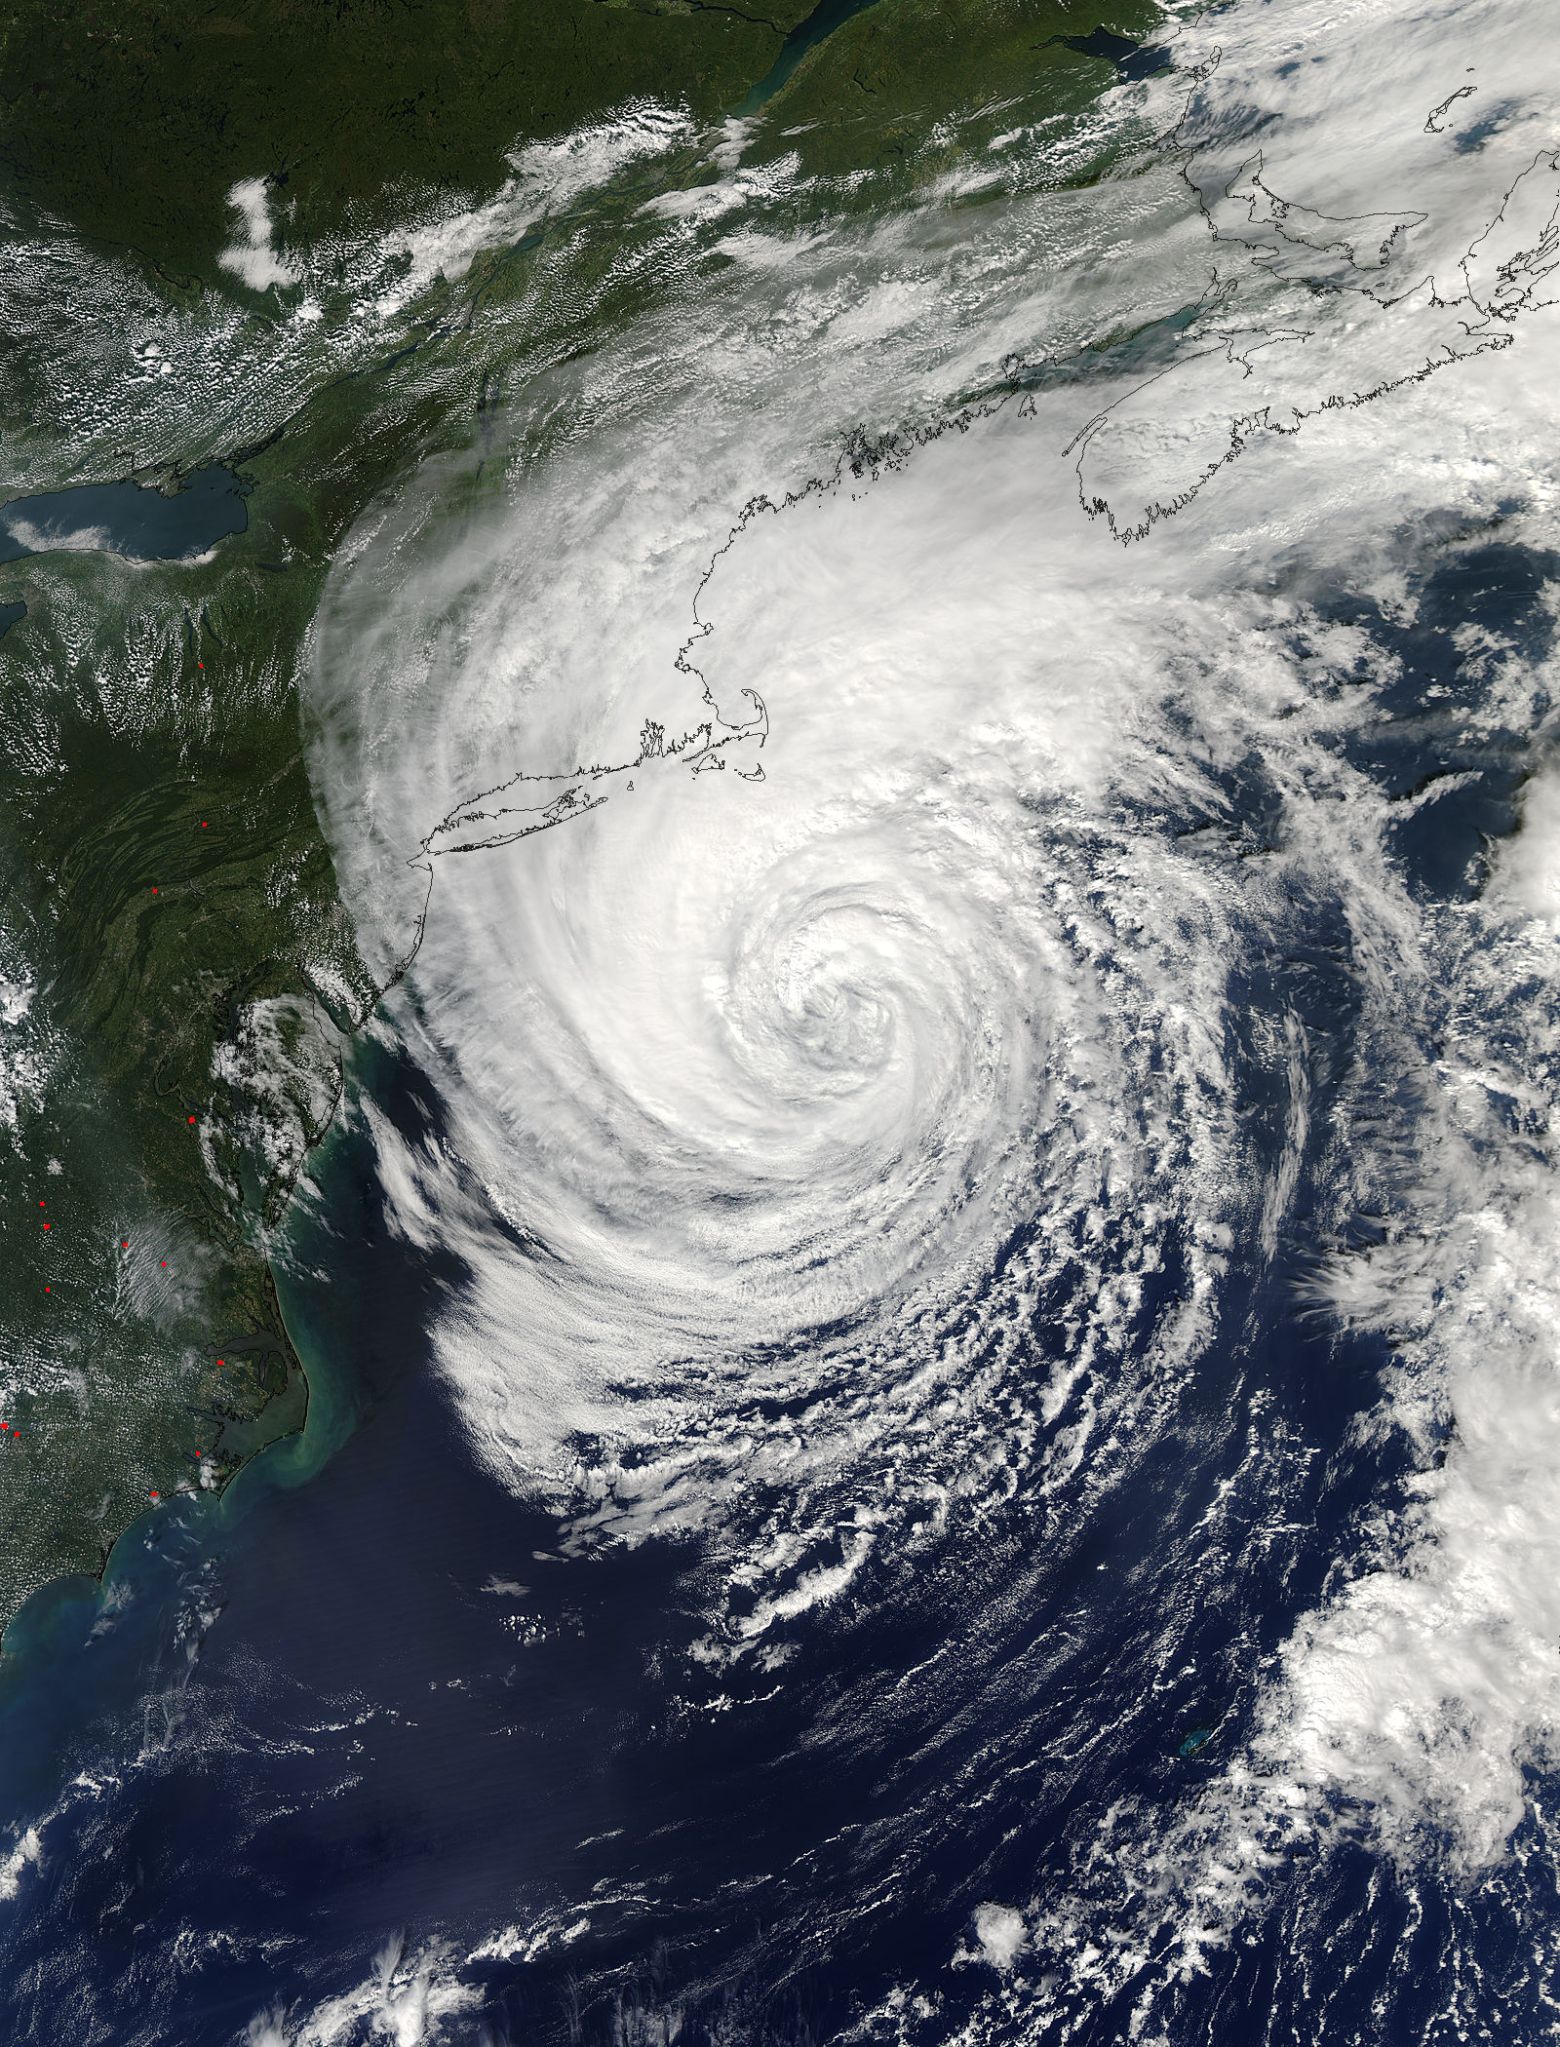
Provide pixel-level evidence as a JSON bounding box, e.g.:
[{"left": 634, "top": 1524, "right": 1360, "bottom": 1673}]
[
  {"left": 0, "top": 1065, "right": 1363, "bottom": 2045},
  {"left": 0, "top": 538, "right": 1555, "bottom": 2045}
]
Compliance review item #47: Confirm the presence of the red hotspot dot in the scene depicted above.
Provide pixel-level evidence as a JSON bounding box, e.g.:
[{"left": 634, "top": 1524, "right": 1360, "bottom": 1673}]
[
  {"left": 151, "top": 886, "right": 159, "bottom": 895},
  {"left": 149, "top": 1491, "right": 159, "bottom": 1501},
  {"left": 43, "top": 1286, "right": 50, "bottom": 1294},
  {"left": 159, "top": 1259, "right": 167, "bottom": 1268},
  {"left": 187, "top": 1114, "right": 197, "bottom": 1124},
  {"left": 120, "top": 1238, "right": 130, "bottom": 1248},
  {"left": 37, "top": 1199, "right": 45, "bottom": 1208},
  {"left": 41, "top": 1222, "right": 49, "bottom": 1231}
]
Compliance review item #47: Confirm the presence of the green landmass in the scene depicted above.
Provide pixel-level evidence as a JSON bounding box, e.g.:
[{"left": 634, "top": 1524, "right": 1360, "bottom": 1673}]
[
  {"left": 0, "top": 0, "right": 1173, "bottom": 1633},
  {"left": 0, "top": 0, "right": 816, "bottom": 284}
]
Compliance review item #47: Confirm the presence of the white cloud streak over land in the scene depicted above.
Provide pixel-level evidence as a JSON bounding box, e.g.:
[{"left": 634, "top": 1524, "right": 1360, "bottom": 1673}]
[{"left": 218, "top": 178, "right": 301, "bottom": 292}]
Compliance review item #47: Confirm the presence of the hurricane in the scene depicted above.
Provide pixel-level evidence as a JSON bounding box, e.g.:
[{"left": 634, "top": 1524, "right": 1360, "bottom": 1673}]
[
  {"left": 4, "top": 0, "right": 1560, "bottom": 2040},
  {"left": 292, "top": 0, "right": 1560, "bottom": 2030}
]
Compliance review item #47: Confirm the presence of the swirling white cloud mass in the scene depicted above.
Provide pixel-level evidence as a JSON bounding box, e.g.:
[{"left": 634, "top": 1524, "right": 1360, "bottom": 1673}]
[{"left": 298, "top": 0, "right": 1560, "bottom": 2031}]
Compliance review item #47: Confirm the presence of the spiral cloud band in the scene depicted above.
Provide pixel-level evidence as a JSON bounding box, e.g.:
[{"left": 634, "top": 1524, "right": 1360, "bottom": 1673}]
[{"left": 300, "top": 0, "right": 1560, "bottom": 2029}]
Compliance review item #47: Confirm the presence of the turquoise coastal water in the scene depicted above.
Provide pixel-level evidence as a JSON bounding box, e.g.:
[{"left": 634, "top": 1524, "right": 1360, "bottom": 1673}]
[
  {"left": 0, "top": 1072, "right": 375, "bottom": 1831},
  {"left": 733, "top": 0, "right": 887, "bottom": 117}
]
